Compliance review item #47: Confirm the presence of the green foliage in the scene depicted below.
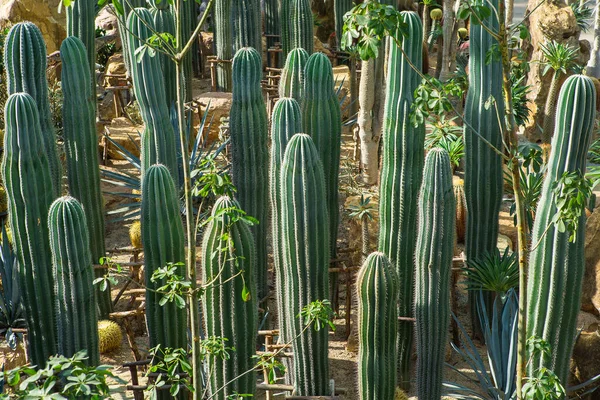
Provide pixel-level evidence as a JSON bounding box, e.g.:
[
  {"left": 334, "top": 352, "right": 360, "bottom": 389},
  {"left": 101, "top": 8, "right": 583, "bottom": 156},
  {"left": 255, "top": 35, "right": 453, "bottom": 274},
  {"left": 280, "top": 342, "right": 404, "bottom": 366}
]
[
  {"left": 464, "top": 248, "right": 518, "bottom": 294},
  {"left": 298, "top": 299, "right": 336, "bottom": 332},
  {"left": 570, "top": 1, "right": 593, "bottom": 32},
  {"left": 551, "top": 171, "right": 592, "bottom": 243},
  {"left": 0, "top": 225, "right": 25, "bottom": 350},
  {"left": 523, "top": 338, "right": 567, "bottom": 400},
  {"left": 540, "top": 41, "right": 579, "bottom": 77},
  {"left": 412, "top": 78, "right": 465, "bottom": 127},
  {"left": 146, "top": 346, "right": 194, "bottom": 398}
]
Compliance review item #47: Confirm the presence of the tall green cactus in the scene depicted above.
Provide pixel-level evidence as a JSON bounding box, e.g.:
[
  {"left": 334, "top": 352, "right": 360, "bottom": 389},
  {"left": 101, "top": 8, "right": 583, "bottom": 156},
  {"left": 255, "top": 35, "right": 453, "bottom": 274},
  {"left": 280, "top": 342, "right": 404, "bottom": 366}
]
[
  {"left": 281, "top": 0, "right": 292, "bottom": 56},
  {"left": 201, "top": 196, "right": 258, "bottom": 399},
  {"left": 117, "top": 0, "right": 146, "bottom": 76},
  {"left": 141, "top": 165, "right": 187, "bottom": 352},
  {"left": 265, "top": 0, "right": 280, "bottom": 63},
  {"left": 61, "top": 36, "right": 111, "bottom": 318},
  {"left": 48, "top": 196, "right": 100, "bottom": 366},
  {"left": 2, "top": 93, "right": 57, "bottom": 366},
  {"left": 289, "top": 0, "right": 314, "bottom": 54},
  {"left": 66, "top": 0, "right": 96, "bottom": 96},
  {"left": 215, "top": 0, "right": 233, "bottom": 91},
  {"left": 526, "top": 75, "right": 596, "bottom": 383},
  {"left": 357, "top": 252, "right": 399, "bottom": 400},
  {"left": 280, "top": 133, "right": 330, "bottom": 396},
  {"left": 179, "top": 0, "right": 196, "bottom": 101},
  {"left": 415, "top": 148, "right": 455, "bottom": 399},
  {"left": 269, "top": 98, "right": 302, "bottom": 333},
  {"left": 464, "top": 0, "right": 505, "bottom": 337},
  {"left": 230, "top": 47, "right": 269, "bottom": 300},
  {"left": 334, "top": 0, "right": 353, "bottom": 48},
  {"left": 377, "top": 11, "right": 424, "bottom": 389},
  {"left": 127, "top": 8, "right": 179, "bottom": 181},
  {"left": 149, "top": 1, "right": 177, "bottom": 108},
  {"left": 279, "top": 48, "right": 309, "bottom": 101},
  {"left": 4, "top": 22, "right": 61, "bottom": 194},
  {"left": 232, "top": 0, "right": 262, "bottom": 54}
]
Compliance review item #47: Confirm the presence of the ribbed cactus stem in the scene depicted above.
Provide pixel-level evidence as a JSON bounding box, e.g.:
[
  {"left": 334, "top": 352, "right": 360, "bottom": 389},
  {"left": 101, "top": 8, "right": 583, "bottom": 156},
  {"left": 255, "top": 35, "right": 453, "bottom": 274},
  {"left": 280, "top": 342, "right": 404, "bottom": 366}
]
[
  {"left": 289, "top": 0, "right": 314, "bottom": 54},
  {"left": 464, "top": 0, "right": 505, "bottom": 338},
  {"left": 215, "top": 0, "right": 233, "bottom": 91},
  {"left": 66, "top": 0, "right": 96, "bottom": 96},
  {"left": 281, "top": 0, "right": 292, "bottom": 56},
  {"left": 377, "top": 11, "right": 424, "bottom": 389},
  {"left": 179, "top": 0, "right": 196, "bottom": 101},
  {"left": 415, "top": 148, "right": 455, "bottom": 399},
  {"left": 117, "top": 0, "right": 146, "bottom": 76},
  {"left": 149, "top": 2, "right": 177, "bottom": 108},
  {"left": 4, "top": 22, "right": 61, "bottom": 194},
  {"left": 232, "top": 0, "right": 262, "bottom": 54},
  {"left": 334, "top": 0, "right": 353, "bottom": 48},
  {"left": 280, "top": 134, "right": 330, "bottom": 396},
  {"left": 526, "top": 75, "right": 596, "bottom": 383},
  {"left": 2, "top": 93, "right": 57, "bottom": 366},
  {"left": 127, "top": 8, "right": 179, "bottom": 181},
  {"left": 201, "top": 196, "right": 258, "bottom": 399},
  {"left": 279, "top": 48, "right": 309, "bottom": 101},
  {"left": 269, "top": 98, "right": 302, "bottom": 335},
  {"left": 357, "top": 252, "right": 399, "bottom": 400},
  {"left": 265, "top": 0, "right": 280, "bottom": 62},
  {"left": 48, "top": 196, "right": 100, "bottom": 366},
  {"left": 61, "top": 36, "right": 111, "bottom": 318},
  {"left": 230, "top": 47, "right": 269, "bottom": 300}
]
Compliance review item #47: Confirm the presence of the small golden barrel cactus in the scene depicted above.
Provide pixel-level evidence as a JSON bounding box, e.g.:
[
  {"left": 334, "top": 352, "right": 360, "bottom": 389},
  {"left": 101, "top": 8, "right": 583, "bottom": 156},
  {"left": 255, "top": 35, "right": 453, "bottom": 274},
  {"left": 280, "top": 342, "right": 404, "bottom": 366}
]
[
  {"left": 0, "top": 186, "right": 7, "bottom": 214},
  {"left": 430, "top": 8, "right": 443, "bottom": 20},
  {"left": 454, "top": 177, "right": 467, "bottom": 244},
  {"left": 98, "top": 320, "right": 122, "bottom": 354},
  {"left": 129, "top": 220, "right": 142, "bottom": 249},
  {"left": 458, "top": 27, "right": 468, "bottom": 39},
  {"left": 132, "top": 188, "right": 141, "bottom": 202}
]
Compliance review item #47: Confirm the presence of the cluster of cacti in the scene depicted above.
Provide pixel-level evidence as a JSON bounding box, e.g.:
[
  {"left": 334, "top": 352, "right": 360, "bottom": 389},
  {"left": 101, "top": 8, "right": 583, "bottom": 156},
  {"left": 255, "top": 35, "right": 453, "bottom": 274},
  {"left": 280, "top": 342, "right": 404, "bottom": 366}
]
[
  {"left": 4, "top": 22, "right": 61, "bottom": 193},
  {"left": 61, "top": 36, "right": 111, "bottom": 318},
  {"left": 98, "top": 320, "right": 123, "bottom": 354},
  {"left": 279, "top": 48, "right": 309, "bottom": 101},
  {"left": 48, "top": 196, "right": 100, "bottom": 366},
  {"left": 334, "top": 0, "right": 353, "bottom": 48},
  {"left": 357, "top": 252, "right": 399, "bottom": 400},
  {"left": 117, "top": 0, "right": 146, "bottom": 76},
  {"left": 377, "top": 11, "right": 424, "bottom": 389},
  {"left": 526, "top": 75, "right": 596, "bottom": 383},
  {"left": 2, "top": 93, "right": 57, "bottom": 366},
  {"left": 229, "top": 47, "right": 269, "bottom": 300},
  {"left": 232, "top": 0, "right": 262, "bottom": 54},
  {"left": 289, "top": 0, "right": 314, "bottom": 55},
  {"left": 66, "top": 0, "right": 96, "bottom": 95},
  {"left": 415, "top": 148, "right": 455, "bottom": 399},
  {"left": 463, "top": 0, "right": 505, "bottom": 338},
  {"left": 126, "top": 8, "right": 179, "bottom": 181},
  {"left": 149, "top": 0, "right": 177, "bottom": 108},
  {"left": 141, "top": 165, "right": 187, "bottom": 353},
  {"left": 201, "top": 196, "right": 258, "bottom": 399},
  {"left": 215, "top": 0, "right": 233, "bottom": 91},
  {"left": 280, "top": 133, "right": 330, "bottom": 396}
]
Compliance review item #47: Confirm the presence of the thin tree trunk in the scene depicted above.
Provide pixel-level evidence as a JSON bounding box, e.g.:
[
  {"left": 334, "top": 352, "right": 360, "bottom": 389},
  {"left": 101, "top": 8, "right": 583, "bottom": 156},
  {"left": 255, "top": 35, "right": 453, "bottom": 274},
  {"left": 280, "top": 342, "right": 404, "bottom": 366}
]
[
  {"left": 506, "top": 0, "right": 514, "bottom": 25},
  {"left": 439, "top": 0, "right": 459, "bottom": 81},
  {"left": 423, "top": 3, "right": 431, "bottom": 44}
]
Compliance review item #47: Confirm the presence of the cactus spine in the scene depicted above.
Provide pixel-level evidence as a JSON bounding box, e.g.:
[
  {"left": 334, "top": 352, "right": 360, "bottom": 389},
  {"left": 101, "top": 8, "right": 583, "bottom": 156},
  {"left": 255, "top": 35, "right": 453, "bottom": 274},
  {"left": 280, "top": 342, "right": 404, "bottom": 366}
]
[
  {"left": 149, "top": 1, "right": 177, "bottom": 108},
  {"left": 61, "top": 36, "right": 111, "bottom": 318},
  {"left": 280, "top": 134, "right": 330, "bottom": 396},
  {"left": 269, "top": 98, "right": 302, "bottom": 333},
  {"left": 334, "top": 0, "right": 353, "bottom": 48},
  {"left": 526, "top": 75, "right": 596, "bottom": 383},
  {"left": 279, "top": 48, "right": 309, "bottom": 101},
  {"left": 4, "top": 22, "right": 61, "bottom": 194},
  {"left": 117, "top": 0, "right": 146, "bottom": 75},
  {"left": 289, "top": 0, "right": 314, "bottom": 54},
  {"left": 127, "top": 8, "right": 179, "bottom": 181},
  {"left": 66, "top": 0, "right": 96, "bottom": 95},
  {"left": 415, "top": 148, "right": 455, "bottom": 400},
  {"left": 215, "top": 0, "right": 233, "bottom": 91},
  {"left": 464, "top": 0, "right": 505, "bottom": 337},
  {"left": 2, "top": 93, "right": 57, "bottom": 366},
  {"left": 377, "top": 11, "right": 424, "bottom": 389},
  {"left": 48, "top": 196, "right": 100, "bottom": 366},
  {"left": 357, "top": 252, "right": 399, "bottom": 400},
  {"left": 232, "top": 0, "right": 262, "bottom": 54},
  {"left": 201, "top": 196, "right": 258, "bottom": 399},
  {"left": 230, "top": 48, "right": 269, "bottom": 300},
  {"left": 141, "top": 165, "right": 187, "bottom": 351}
]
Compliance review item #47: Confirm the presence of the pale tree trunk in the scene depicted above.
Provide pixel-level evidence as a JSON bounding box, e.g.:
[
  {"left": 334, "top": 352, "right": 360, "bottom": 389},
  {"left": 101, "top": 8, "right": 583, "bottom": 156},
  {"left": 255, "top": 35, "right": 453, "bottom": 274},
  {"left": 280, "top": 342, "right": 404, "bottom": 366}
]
[
  {"left": 506, "top": 0, "right": 514, "bottom": 25},
  {"left": 587, "top": 0, "right": 600, "bottom": 77},
  {"left": 439, "top": 0, "right": 459, "bottom": 81}
]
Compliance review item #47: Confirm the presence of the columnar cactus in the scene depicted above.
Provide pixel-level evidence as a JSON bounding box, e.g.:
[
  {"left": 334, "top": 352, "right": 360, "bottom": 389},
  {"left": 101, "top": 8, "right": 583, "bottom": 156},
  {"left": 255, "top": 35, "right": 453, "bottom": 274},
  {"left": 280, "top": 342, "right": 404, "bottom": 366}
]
[
  {"left": 201, "top": 196, "right": 258, "bottom": 399},
  {"left": 526, "top": 75, "right": 596, "bottom": 383},
  {"left": 149, "top": 1, "right": 177, "bottom": 108},
  {"left": 117, "top": 0, "right": 146, "bottom": 75},
  {"left": 279, "top": 48, "right": 309, "bottom": 101},
  {"left": 180, "top": 0, "right": 196, "bottom": 101},
  {"left": 2, "top": 93, "right": 57, "bottom": 366},
  {"left": 48, "top": 196, "right": 100, "bottom": 366},
  {"left": 377, "top": 11, "right": 424, "bottom": 389},
  {"left": 141, "top": 165, "right": 187, "bottom": 352},
  {"left": 4, "top": 22, "right": 61, "bottom": 193},
  {"left": 357, "top": 252, "right": 399, "bottom": 400},
  {"left": 464, "top": 0, "right": 505, "bottom": 337},
  {"left": 289, "top": 0, "right": 314, "bottom": 54},
  {"left": 230, "top": 48, "right": 269, "bottom": 300},
  {"left": 265, "top": 0, "right": 280, "bottom": 61},
  {"left": 281, "top": 0, "right": 292, "bottom": 56},
  {"left": 61, "top": 36, "right": 111, "bottom": 318},
  {"left": 415, "top": 148, "right": 455, "bottom": 399},
  {"left": 269, "top": 98, "right": 302, "bottom": 332},
  {"left": 280, "top": 133, "right": 330, "bottom": 396},
  {"left": 127, "top": 8, "right": 179, "bottom": 181},
  {"left": 66, "top": 0, "right": 96, "bottom": 95},
  {"left": 215, "top": 0, "right": 233, "bottom": 91},
  {"left": 232, "top": 0, "right": 262, "bottom": 54},
  {"left": 334, "top": 0, "right": 353, "bottom": 48},
  {"left": 302, "top": 53, "right": 341, "bottom": 260}
]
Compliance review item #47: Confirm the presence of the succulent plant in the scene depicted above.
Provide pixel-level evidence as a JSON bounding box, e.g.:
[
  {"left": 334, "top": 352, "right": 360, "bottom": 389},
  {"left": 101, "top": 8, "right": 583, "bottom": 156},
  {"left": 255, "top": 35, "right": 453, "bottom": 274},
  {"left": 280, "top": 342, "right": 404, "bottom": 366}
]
[
  {"left": 230, "top": 47, "right": 269, "bottom": 300},
  {"left": 179, "top": 0, "right": 196, "bottom": 101},
  {"left": 279, "top": 48, "right": 309, "bottom": 101},
  {"left": 66, "top": 0, "right": 97, "bottom": 95},
  {"left": 280, "top": 133, "right": 330, "bottom": 396},
  {"left": 98, "top": 320, "right": 122, "bottom": 354},
  {"left": 357, "top": 252, "right": 399, "bottom": 400},
  {"left": 288, "top": 0, "right": 314, "bottom": 55},
  {"left": 265, "top": 0, "right": 280, "bottom": 62},
  {"left": 129, "top": 220, "right": 142, "bottom": 249},
  {"left": 377, "top": 11, "right": 424, "bottom": 389},
  {"left": 4, "top": 22, "right": 61, "bottom": 193},
  {"left": 48, "top": 196, "right": 100, "bottom": 366},
  {"left": 149, "top": 1, "right": 177, "bottom": 108},
  {"left": 232, "top": 0, "right": 262, "bottom": 54},
  {"left": 61, "top": 36, "right": 111, "bottom": 318},
  {"left": 526, "top": 75, "right": 596, "bottom": 383},
  {"left": 415, "top": 148, "right": 455, "bottom": 399},
  {"left": 215, "top": 0, "right": 233, "bottom": 91},
  {"left": 2, "top": 93, "right": 57, "bottom": 366},
  {"left": 454, "top": 178, "right": 467, "bottom": 243},
  {"left": 334, "top": 0, "right": 353, "bottom": 48},
  {"left": 201, "top": 196, "right": 258, "bottom": 398},
  {"left": 116, "top": 0, "right": 146, "bottom": 75}
]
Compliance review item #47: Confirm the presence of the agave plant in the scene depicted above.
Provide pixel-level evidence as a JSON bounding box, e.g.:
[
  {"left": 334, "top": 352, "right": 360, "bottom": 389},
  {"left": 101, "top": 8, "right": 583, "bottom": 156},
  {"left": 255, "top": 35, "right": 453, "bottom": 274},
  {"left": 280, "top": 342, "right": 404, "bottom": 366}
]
[{"left": 0, "top": 224, "right": 26, "bottom": 350}]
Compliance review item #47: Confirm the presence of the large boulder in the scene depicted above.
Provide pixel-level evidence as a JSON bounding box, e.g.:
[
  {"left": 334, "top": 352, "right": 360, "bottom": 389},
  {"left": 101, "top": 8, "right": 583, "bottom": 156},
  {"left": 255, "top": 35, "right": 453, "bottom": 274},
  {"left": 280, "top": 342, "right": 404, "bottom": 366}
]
[
  {"left": 570, "top": 311, "right": 600, "bottom": 396},
  {"left": 582, "top": 209, "right": 600, "bottom": 315},
  {"left": 191, "top": 92, "right": 232, "bottom": 145},
  {"left": 0, "top": 0, "right": 66, "bottom": 53},
  {"left": 102, "top": 117, "right": 142, "bottom": 160}
]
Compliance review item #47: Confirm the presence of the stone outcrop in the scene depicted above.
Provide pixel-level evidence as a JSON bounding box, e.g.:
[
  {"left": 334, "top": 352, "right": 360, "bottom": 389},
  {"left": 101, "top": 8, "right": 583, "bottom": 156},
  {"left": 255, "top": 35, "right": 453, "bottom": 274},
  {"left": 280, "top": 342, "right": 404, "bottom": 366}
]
[
  {"left": 582, "top": 209, "right": 600, "bottom": 315},
  {"left": 191, "top": 92, "right": 233, "bottom": 145}
]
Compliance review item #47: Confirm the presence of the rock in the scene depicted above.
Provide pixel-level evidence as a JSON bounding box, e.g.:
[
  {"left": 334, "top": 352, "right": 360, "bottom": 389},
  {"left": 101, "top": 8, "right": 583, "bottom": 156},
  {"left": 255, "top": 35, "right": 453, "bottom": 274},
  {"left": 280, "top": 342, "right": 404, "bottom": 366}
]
[
  {"left": 582, "top": 210, "right": 600, "bottom": 315},
  {"left": 46, "top": 50, "right": 62, "bottom": 84},
  {"left": 497, "top": 233, "right": 512, "bottom": 252},
  {"left": 314, "top": 36, "right": 333, "bottom": 58},
  {"left": 0, "top": 0, "right": 66, "bottom": 53},
  {"left": 199, "top": 32, "right": 213, "bottom": 76},
  {"left": 0, "top": 342, "right": 27, "bottom": 371},
  {"left": 96, "top": 5, "right": 119, "bottom": 37},
  {"left": 191, "top": 92, "right": 232, "bottom": 145},
  {"left": 104, "top": 52, "right": 127, "bottom": 86},
  {"left": 570, "top": 312, "right": 600, "bottom": 394},
  {"left": 98, "top": 90, "right": 117, "bottom": 123},
  {"left": 102, "top": 117, "right": 142, "bottom": 160}
]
